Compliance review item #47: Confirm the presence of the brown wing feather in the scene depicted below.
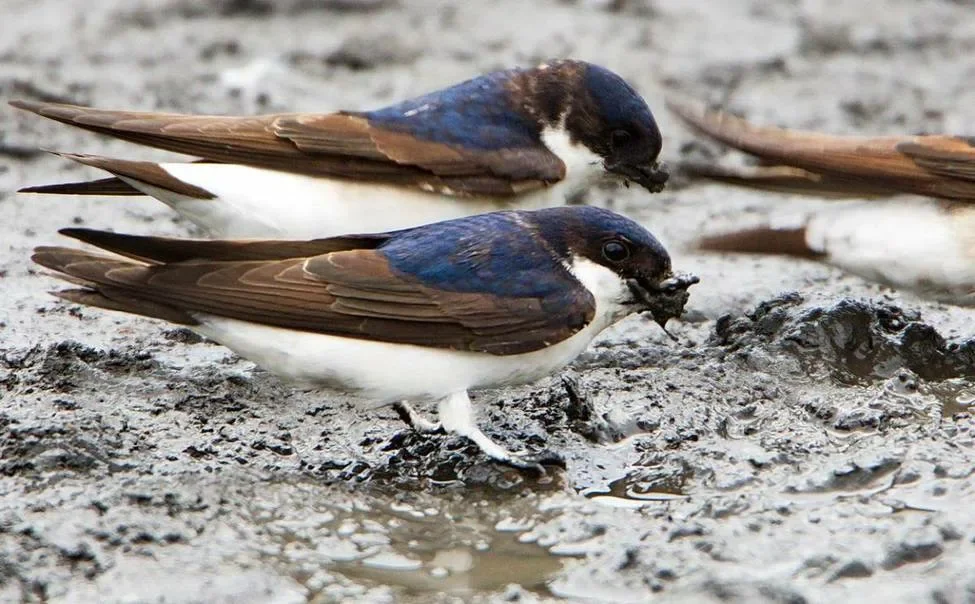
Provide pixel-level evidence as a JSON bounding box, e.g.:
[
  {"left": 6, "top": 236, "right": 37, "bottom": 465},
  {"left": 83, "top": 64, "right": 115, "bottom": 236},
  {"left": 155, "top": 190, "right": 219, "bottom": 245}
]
[
  {"left": 676, "top": 162, "right": 900, "bottom": 198},
  {"left": 10, "top": 100, "right": 563, "bottom": 197},
  {"left": 895, "top": 139, "right": 975, "bottom": 182},
  {"left": 32, "top": 248, "right": 198, "bottom": 324},
  {"left": 33, "top": 242, "right": 594, "bottom": 356},
  {"left": 49, "top": 152, "right": 217, "bottom": 198},
  {"left": 667, "top": 97, "right": 975, "bottom": 201}
]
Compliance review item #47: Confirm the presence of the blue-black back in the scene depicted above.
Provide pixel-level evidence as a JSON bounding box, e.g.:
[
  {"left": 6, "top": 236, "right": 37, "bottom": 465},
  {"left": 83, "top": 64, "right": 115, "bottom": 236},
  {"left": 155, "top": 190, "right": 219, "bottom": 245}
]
[
  {"left": 380, "top": 211, "right": 572, "bottom": 299},
  {"left": 361, "top": 69, "right": 539, "bottom": 151}
]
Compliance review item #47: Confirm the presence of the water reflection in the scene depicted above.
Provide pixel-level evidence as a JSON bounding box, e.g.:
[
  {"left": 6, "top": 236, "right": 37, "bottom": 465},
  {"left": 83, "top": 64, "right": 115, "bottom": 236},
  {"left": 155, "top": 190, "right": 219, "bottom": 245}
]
[{"left": 248, "top": 484, "right": 566, "bottom": 600}]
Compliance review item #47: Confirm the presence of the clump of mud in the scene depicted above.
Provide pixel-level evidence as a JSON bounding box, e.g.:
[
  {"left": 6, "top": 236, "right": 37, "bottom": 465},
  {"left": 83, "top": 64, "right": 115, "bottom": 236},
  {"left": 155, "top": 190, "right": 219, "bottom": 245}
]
[{"left": 715, "top": 293, "right": 975, "bottom": 381}]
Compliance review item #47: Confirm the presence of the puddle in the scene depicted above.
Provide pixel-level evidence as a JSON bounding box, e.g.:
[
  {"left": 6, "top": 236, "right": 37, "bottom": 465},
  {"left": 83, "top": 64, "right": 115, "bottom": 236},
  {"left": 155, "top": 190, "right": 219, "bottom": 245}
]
[
  {"left": 926, "top": 379, "right": 975, "bottom": 418},
  {"left": 248, "top": 484, "right": 567, "bottom": 600},
  {"left": 336, "top": 529, "right": 562, "bottom": 596},
  {"left": 582, "top": 465, "right": 691, "bottom": 507}
]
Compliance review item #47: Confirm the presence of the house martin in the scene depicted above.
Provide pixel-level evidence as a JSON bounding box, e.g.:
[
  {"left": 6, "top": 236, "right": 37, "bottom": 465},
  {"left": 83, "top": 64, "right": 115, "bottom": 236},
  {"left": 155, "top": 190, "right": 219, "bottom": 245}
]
[
  {"left": 13, "top": 60, "right": 668, "bottom": 238},
  {"left": 32, "top": 206, "right": 698, "bottom": 470}
]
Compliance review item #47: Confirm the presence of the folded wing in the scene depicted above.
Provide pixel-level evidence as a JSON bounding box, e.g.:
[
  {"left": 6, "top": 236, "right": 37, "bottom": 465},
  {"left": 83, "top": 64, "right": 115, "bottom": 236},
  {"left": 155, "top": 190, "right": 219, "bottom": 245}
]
[
  {"left": 667, "top": 98, "right": 975, "bottom": 201},
  {"left": 11, "top": 100, "right": 565, "bottom": 197},
  {"left": 33, "top": 231, "right": 594, "bottom": 355}
]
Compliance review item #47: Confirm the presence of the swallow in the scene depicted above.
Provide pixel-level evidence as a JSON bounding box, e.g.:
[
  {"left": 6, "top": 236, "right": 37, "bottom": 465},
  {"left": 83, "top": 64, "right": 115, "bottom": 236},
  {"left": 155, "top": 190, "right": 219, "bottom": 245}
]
[
  {"left": 12, "top": 60, "right": 668, "bottom": 239},
  {"left": 32, "top": 206, "right": 699, "bottom": 469},
  {"left": 667, "top": 98, "right": 975, "bottom": 306}
]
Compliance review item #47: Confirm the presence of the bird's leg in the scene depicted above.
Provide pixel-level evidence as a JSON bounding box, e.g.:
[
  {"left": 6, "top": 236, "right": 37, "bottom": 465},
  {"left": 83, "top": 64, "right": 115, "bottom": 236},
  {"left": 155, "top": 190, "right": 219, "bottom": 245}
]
[
  {"left": 392, "top": 401, "right": 443, "bottom": 434},
  {"left": 437, "top": 391, "right": 565, "bottom": 471}
]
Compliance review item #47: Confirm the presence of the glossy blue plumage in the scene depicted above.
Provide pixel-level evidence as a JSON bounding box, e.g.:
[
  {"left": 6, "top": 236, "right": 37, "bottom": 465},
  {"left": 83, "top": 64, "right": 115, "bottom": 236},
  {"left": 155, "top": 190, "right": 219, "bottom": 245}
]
[
  {"left": 362, "top": 69, "right": 539, "bottom": 150},
  {"left": 584, "top": 66, "right": 654, "bottom": 130},
  {"left": 379, "top": 206, "right": 667, "bottom": 301},
  {"left": 380, "top": 211, "right": 569, "bottom": 298},
  {"left": 533, "top": 206, "right": 668, "bottom": 260}
]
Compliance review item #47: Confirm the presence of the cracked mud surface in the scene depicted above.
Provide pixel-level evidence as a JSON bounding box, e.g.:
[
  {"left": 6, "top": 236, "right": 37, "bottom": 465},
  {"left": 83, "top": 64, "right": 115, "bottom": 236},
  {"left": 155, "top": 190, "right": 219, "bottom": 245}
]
[{"left": 1, "top": 1, "right": 973, "bottom": 602}]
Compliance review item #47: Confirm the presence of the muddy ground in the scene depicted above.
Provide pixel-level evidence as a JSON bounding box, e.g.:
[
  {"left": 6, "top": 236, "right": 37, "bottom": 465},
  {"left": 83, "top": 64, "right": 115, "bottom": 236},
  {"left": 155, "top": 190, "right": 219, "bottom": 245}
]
[{"left": 1, "top": 0, "right": 974, "bottom": 602}]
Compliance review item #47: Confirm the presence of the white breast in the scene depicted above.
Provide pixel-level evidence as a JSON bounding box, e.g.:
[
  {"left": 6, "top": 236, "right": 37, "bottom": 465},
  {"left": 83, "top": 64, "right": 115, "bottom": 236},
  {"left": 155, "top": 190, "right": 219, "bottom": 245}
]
[{"left": 189, "top": 258, "right": 634, "bottom": 404}]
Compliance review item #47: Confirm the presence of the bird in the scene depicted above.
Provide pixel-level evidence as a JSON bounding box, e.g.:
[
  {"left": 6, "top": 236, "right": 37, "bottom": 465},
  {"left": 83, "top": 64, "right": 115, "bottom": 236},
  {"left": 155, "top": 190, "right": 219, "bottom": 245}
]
[
  {"left": 12, "top": 60, "right": 669, "bottom": 239},
  {"left": 666, "top": 98, "right": 975, "bottom": 306},
  {"left": 32, "top": 206, "right": 699, "bottom": 470}
]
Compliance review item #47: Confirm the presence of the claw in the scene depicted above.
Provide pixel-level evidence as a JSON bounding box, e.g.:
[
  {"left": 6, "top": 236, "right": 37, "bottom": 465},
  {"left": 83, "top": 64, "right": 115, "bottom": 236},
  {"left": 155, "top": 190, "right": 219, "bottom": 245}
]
[
  {"left": 437, "top": 391, "right": 566, "bottom": 474},
  {"left": 502, "top": 449, "right": 566, "bottom": 474},
  {"left": 393, "top": 401, "right": 443, "bottom": 434}
]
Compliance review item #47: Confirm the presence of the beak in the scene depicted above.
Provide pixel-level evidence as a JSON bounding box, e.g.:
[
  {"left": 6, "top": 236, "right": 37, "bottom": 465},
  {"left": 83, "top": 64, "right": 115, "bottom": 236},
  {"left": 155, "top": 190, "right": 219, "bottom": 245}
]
[
  {"left": 606, "top": 160, "right": 670, "bottom": 193},
  {"left": 627, "top": 272, "right": 700, "bottom": 340}
]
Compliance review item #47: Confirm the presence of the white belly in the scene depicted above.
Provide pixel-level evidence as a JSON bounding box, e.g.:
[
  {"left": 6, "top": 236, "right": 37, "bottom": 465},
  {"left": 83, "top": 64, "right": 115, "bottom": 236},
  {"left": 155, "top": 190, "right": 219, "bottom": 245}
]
[
  {"left": 804, "top": 200, "right": 975, "bottom": 305},
  {"left": 190, "top": 258, "right": 633, "bottom": 403},
  {"left": 127, "top": 163, "right": 580, "bottom": 239},
  {"left": 192, "top": 311, "right": 614, "bottom": 404}
]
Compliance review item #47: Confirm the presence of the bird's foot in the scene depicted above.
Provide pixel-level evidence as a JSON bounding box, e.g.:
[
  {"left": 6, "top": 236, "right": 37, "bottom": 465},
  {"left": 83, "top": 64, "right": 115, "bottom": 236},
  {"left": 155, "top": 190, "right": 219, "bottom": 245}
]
[
  {"left": 437, "top": 391, "right": 566, "bottom": 475},
  {"left": 393, "top": 401, "right": 443, "bottom": 434},
  {"left": 498, "top": 448, "right": 566, "bottom": 474}
]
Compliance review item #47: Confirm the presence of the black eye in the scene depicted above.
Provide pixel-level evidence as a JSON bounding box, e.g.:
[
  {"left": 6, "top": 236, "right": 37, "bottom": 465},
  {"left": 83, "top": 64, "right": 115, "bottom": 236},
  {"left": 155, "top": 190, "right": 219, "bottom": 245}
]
[
  {"left": 602, "top": 240, "right": 630, "bottom": 263},
  {"left": 611, "top": 129, "right": 633, "bottom": 150}
]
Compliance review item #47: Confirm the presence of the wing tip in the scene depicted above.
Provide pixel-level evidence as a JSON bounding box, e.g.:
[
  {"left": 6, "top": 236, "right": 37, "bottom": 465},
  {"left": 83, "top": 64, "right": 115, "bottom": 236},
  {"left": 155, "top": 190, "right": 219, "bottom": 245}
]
[
  {"left": 665, "top": 95, "right": 739, "bottom": 134},
  {"left": 48, "top": 287, "right": 198, "bottom": 326},
  {"left": 31, "top": 245, "right": 89, "bottom": 275},
  {"left": 664, "top": 95, "right": 707, "bottom": 121},
  {"left": 31, "top": 246, "right": 197, "bottom": 325},
  {"left": 8, "top": 99, "right": 38, "bottom": 112},
  {"left": 8, "top": 99, "right": 84, "bottom": 114}
]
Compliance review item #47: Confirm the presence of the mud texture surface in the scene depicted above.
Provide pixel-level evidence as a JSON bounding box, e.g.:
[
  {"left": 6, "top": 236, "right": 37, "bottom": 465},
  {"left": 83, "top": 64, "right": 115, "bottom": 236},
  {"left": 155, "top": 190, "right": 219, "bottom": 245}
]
[{"left": 1, "top": 1, "right": 974, "bottom": 602}]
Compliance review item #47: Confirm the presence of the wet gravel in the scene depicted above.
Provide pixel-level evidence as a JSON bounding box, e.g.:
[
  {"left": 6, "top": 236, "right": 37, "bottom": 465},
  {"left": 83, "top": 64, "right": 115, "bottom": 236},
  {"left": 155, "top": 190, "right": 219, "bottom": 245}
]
[{"left": 1, "top": 0, "right": 974, "bottom": 602}]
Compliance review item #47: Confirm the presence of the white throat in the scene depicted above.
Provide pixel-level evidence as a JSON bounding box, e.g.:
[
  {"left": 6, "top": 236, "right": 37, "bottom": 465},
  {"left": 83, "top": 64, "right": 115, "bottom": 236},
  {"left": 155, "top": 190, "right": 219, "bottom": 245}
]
[
  {"left": 540, "top": 124, "right": 607, "bottom": 196},
  {"left": 566, "top": 256, "right": 635, "bottom": 329}
]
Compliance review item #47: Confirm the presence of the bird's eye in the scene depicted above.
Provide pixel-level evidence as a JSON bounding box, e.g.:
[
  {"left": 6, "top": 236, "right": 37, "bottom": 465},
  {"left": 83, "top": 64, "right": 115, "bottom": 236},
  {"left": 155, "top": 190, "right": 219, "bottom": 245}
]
[
  {"left": 610, "top": 129, "right": 633, "bottom": 150},
  {"left": 602, "top": 239, "right": 630, "bottom": 263}
]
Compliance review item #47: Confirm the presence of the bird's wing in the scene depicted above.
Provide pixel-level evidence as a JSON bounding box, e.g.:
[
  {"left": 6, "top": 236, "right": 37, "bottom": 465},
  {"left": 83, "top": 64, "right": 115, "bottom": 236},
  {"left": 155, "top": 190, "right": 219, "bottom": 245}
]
[
  {"left": 667, "top": 97, "right": 975, "bottom": 201},
  {"left": 33, "top": 233, "right": 595, "bottom": 356},
  {"left": 11, "top": 100, "right": 565, "bottom": 197},
  {"left": 676, "top": 162, "right": 901, "bottom": 198}
]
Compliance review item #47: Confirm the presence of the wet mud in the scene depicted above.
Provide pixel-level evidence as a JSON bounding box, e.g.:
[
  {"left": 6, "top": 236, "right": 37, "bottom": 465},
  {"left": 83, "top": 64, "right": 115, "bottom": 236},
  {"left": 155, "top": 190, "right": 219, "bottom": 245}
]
[{"left": 1, "top": 0, "right": 974, "bottom": 602}]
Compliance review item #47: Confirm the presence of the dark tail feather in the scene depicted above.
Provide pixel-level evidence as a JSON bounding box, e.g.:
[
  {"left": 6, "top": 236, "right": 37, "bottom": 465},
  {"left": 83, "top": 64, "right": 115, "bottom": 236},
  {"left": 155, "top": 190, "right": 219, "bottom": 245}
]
[
  {"left": 19, "top": 152, "right": 223, "bottom": 198},
  {"left": 696, "top": 226, "right": 824, "bottom": 259},
  {"left": 57, "top": 228, "right": 391, "bottom": 264},
  {"left": 20, "top": 177, "right": 142, "bottom": 196}
]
